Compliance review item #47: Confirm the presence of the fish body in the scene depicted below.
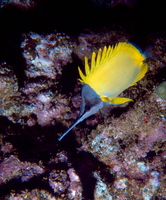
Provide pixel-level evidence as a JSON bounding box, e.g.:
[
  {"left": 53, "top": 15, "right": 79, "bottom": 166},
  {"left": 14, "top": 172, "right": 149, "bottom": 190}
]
[
  {"left": 78, "top": 42, "right": 148, "bottom": 104},
  {"left": 58, "top": 42, "right": 148, "bottom": 141}
]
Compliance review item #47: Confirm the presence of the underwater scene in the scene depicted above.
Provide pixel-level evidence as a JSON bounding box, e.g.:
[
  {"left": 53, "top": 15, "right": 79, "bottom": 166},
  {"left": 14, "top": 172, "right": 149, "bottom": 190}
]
[{"left": 0, "top": 0, "right": 165, "bottom": 199}]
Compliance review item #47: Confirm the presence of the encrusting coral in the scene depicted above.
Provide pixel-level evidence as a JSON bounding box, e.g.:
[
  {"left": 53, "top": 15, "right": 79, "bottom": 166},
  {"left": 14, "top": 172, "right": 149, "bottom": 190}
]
[{"left": 0, "top": 30, "right": 165, "bottom": 199}]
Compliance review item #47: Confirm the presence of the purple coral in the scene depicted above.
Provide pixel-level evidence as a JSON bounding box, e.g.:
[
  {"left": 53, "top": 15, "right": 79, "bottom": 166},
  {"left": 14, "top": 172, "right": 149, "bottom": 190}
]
[{"left": 21, "top": 33, "right": 73, "bottom": 79}]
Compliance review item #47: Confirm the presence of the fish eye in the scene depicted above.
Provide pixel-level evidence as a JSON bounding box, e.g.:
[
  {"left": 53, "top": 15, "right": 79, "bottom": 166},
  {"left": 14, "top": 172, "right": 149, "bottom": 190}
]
[{"left": 84, "top": 104, "right": 91, "bottom": 112}]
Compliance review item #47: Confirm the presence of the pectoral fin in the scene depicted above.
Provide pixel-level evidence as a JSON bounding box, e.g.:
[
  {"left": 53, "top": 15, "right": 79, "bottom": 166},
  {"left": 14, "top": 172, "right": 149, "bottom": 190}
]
[{"left": 110, "top": 97, "right": 133, "bottom": 105}]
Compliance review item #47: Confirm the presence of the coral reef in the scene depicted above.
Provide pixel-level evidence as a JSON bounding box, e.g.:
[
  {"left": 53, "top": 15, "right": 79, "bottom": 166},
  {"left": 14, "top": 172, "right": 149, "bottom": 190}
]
[
  {"left": 0, "top": 32, "right": 74, "bottom": 127},
  {"left": 0, "top": 63, "right": 22, "bottom": 123},
  {"left": 21, "top": 32, "right": 73, "bottom": 80},
  {"left": 0, "top": 0, "right": 38, "bottom": 8},
  {"left": 0, "top": 1, "right": 166, "bottom": 199},
  {"left": 0, "top": 30, "right": 165, "bottom": 199},
  {"left": 74, "top": 31, "right": 130, "bottom": 61},
  {"left": 92, "top": 0, "right": 137, "bottom": 8},
  {"left": 0, "top": 155, "right": 44, "bottom": 184},
  {"left": 86, "top": 93, "right": 166, "bottom": 199}
]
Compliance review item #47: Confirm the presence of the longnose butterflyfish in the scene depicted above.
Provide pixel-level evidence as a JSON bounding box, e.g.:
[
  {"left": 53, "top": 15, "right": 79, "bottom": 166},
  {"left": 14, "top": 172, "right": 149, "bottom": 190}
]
[{"left": 58, "top": 42, "right": 148, "bottom": 141}]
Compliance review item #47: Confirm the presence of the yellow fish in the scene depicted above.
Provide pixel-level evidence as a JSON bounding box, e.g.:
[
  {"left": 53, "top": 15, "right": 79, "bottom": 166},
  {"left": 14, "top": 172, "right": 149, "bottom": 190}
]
[{"left": 58, "top": 42, "right": 148, "bottom": 141}]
